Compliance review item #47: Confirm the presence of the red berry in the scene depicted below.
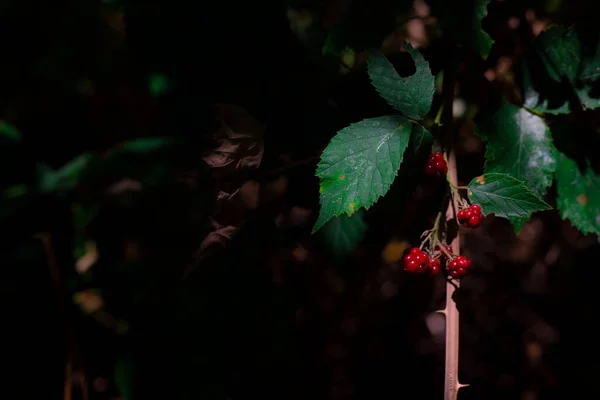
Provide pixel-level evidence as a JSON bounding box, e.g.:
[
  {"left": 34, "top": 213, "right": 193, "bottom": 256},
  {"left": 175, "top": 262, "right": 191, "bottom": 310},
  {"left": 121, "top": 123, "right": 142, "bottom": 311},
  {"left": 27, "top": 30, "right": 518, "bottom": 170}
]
[
  {"left": 463, "top": 208, "right": 473, "bottom": 219},
  {"left": 416, "top": 252, "right": 428, "bottom": 265},
  {"left": 457, "top": 209, "right": 467, "bottom": 222},
  {"left": 431, "top": 152, "right": 444, "bottom": 161},
  {"left": 403, "top": 247, "right": 429, "bottom": 273},
  {"left": 434, "top": 160, "right": 448, "bottom": 174},
  {"left": 467, "top": 215, "right": 481, "bottom": 228},
  {"left": 409, "top": 247, "right": 421, "bottom": 254},
  {"left": 454, "top": 256, "right": 471, "bottom": 269},
  {"left": 427, "top": 258, "right": 441, "bottom": 276},
  {"left": 425, "top": 153, "right": 448, "bottom": 178},
  {"left": 447, "top": 259, "right": 459, "bottom": 270},
  {"left": 470, "top": 204, "right": 481, "bottom": 214},
  {"left": 404, "top": 259, "right": 421, "bottom": 273},
  {"left": 448, "top": 267, "right": 467, "bottom": 279}
]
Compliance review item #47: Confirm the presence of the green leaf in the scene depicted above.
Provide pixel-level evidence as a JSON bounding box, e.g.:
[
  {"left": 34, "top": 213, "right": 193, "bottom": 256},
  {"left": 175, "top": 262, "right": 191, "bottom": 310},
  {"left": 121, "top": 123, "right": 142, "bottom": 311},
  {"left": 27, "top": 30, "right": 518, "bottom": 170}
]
[
  {"left": 367, "top": 44, "right": 434, "bottom": 120},
  {"left": 318, "top": 210, "right": 367, "bottom": 261},
  {"left": 555, "top": 153, "right": 600, "bottom": 235},
  {"left": 522, "top": 26, "right": 600, "bottom": 114},
  {"left": 475, "top": 103, "right": 557, "bottom": 233},
  {"left": 148, "top": 73, "right": 170, "bottom": 98},
  {"left": 467, "top": 173, "right": 552, "bottom": 223},
  {"left": 476, "top": 104, "right": 557, "bottom": 197},
  {"left": 37, "top": 153, "right": 94, "bottom": 193},
  {"left": 313, "top": 115, "right": 418, "bottom": 232},
  {"left": 119, "top": 137, "right": 174, "bottom": 154},
  {"left": 0, "top": 121, "right": 22, "bottom": 142},
  {"left": 428, "top": 0, "right": 493, "bottom": 58}
]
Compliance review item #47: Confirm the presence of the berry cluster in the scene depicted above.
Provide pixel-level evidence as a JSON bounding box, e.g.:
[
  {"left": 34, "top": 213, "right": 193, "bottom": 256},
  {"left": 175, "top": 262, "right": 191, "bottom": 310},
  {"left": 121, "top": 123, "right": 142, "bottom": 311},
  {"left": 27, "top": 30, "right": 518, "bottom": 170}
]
[
  {"left": 457, "top": 204, "right": 483, "bottom": 228},
  {"left": 447, "top": 255, "right": 471, "bottom": 278},
  {"left": 403, "top": 245, "right": 471, "bottom": 279},
  {"left": 425, "top": 152, "right": 448, "bottom": 178},
  {"left": 402, "top": 247, "right": 441, "bottom": 276}
]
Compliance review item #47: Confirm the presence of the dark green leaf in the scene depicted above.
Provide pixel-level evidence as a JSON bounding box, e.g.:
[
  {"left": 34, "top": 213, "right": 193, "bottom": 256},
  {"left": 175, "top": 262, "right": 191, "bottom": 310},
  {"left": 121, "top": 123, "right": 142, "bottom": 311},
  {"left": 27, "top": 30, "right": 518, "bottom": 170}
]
[
  {"left": 467, "top": 173, "right": 551, "bottom": 223},
  {"left": 367, "top": 44, "right": 434, "bottom": 120},
  {"left": 0, "top": 120, "right": 22, "bottom": 141},
  {"left": 522, "top": 26, "right": 600, "bottom": 114},
  {"left": 475, "top": 103, "right": 557, "bottom": 233},
  {"left": 318, "top": 210, "right": 367, "bottom": 261},
  {"left": 148, "top": 73, "right": 170, "bottom": 98},
  {"left": 314, "top": 115, "right": 420, "bottom": 232},
  {"left": 476, "top": 104, "right": 557, "bottom": 197},
  {"left": 37, "top": 153, "right": 94, "bottom": 193},
  {"left": 120, "top": 137, "right": 174, "bottom": 154},
  {"left": 555, "top": 153, "right": 600, "bottom": 235},
  {"left": 428, "top": 0, "right": 493, "bottom": 58}
]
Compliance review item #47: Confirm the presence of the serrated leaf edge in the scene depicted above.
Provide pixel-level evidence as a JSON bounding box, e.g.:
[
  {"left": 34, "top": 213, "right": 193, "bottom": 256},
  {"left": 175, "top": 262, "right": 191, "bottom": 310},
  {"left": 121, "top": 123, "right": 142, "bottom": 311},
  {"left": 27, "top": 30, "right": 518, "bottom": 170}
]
[{"left": 467, "top": 172, "right": 552, "bottom": 217}]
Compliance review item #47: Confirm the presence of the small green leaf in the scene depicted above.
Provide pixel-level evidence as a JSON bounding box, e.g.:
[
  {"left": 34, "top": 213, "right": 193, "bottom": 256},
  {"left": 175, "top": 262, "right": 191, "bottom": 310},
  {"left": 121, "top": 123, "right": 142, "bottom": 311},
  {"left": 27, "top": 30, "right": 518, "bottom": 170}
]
[
  {"left": 37, "top": 153, "right": 94, "bottom": 193},
  {"left": 428, "top": 0, "right": 493, "bottom": 58},
  {"left": 467, "top": 173, "right": 551, "bottom": 223},
  {"left": 148, "top": 73, "right": 170, "bottom": 98},
  {"left": 0, "top": 121, "right": 22, "bottom": 141},
  {"left": 120, "top": 137, "right": 174, "bottom": 153},
  {"left": 475, "top": 103, "right": 557, "bottom": 233},
  {"left": 555, "top": 153, "right": 600, "bottom": 235},
  {"left": 318, "top": 210, "right": 367, "bottom": 261},
  {"left": 367, "top": 44, "right": 434, "bottom": 120},
  {"left": 314, "top": 115, "right": 419, "bottom": 232}
]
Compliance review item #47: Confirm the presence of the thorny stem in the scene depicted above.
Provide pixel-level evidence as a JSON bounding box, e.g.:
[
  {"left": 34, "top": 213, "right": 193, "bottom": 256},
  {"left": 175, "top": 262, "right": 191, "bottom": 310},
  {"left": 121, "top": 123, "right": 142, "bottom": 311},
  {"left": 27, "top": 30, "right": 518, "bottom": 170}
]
[
  {"left": 441, "top": 150, "right": 468, "bottom": 400},
  {"left": 438, "top": 49, "right": 468, "bottom": 400}
]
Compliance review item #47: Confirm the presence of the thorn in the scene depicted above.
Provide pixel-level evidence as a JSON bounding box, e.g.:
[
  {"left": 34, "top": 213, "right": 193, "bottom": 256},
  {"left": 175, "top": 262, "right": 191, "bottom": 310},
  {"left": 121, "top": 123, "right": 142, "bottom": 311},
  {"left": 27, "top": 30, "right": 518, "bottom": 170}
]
[
  {"left": 457, "top": 383, "right": 470, "bottom": 389},
  {"left": 436, "top": 309, "right": 446, "bottom": 315}
]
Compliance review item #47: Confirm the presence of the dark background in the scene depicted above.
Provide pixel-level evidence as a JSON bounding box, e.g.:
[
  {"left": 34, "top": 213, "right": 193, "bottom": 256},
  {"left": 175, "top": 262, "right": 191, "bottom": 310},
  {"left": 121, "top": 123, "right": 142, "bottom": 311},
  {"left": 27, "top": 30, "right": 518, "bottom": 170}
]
[{"left": 1, "top": 0, "right": 599, "bottom": 399}]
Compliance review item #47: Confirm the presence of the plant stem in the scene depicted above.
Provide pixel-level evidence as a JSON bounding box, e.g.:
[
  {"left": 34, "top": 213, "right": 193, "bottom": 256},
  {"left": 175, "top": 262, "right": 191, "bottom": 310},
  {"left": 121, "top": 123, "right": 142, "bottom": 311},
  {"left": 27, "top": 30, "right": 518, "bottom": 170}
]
[
  {"left": 439, "top": 49, "right": 468, "bottom": 400},
  {"left": 441, "top": 150, "right": 468, "bottom": 400}
]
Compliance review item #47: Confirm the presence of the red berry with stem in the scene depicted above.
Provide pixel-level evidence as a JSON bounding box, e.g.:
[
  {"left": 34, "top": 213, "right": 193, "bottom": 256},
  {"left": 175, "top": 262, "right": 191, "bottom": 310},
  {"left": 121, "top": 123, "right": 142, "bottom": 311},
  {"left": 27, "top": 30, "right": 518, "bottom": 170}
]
[{"left": 470, "top": 204, "right": 481, "bottom": 213}]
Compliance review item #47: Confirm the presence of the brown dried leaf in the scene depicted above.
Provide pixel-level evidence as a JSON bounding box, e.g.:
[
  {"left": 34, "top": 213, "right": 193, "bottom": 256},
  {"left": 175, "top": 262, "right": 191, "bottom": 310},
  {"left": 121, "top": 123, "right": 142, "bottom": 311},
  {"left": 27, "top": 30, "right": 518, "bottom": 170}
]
[
  {"left": 199, "top": 222, "right": 238, "bottom": 253},
  {"left": 203, "top": 104, "right": 264, "bottom": 170}
]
